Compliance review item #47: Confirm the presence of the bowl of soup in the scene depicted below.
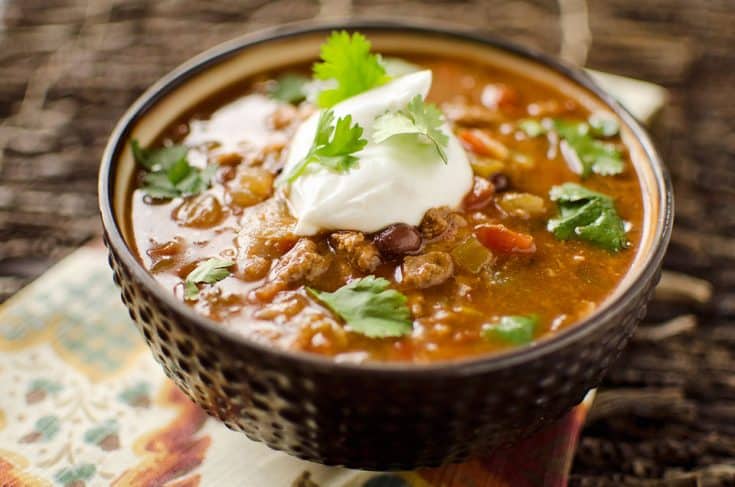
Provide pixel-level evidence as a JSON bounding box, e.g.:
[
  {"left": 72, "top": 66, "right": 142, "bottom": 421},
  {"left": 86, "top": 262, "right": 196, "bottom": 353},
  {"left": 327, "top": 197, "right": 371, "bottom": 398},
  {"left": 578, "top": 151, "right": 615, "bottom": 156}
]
[{"left": 99, "top": 20, "right": 673, "bottom": 469}]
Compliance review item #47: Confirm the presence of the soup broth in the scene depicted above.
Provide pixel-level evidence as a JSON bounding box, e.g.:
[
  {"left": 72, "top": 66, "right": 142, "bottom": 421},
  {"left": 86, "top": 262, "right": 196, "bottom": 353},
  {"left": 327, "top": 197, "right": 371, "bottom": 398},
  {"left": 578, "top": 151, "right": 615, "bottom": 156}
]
[{"left": 128, "top": 46, "right": 642, "bottom": 363}]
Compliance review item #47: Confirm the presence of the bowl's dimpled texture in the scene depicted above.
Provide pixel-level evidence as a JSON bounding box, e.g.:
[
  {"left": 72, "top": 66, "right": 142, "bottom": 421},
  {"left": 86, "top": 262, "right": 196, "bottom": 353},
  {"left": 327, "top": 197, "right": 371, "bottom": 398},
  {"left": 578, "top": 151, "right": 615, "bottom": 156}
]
[{"left": 104, "top": 233, "right": 657, "bottom": 470}]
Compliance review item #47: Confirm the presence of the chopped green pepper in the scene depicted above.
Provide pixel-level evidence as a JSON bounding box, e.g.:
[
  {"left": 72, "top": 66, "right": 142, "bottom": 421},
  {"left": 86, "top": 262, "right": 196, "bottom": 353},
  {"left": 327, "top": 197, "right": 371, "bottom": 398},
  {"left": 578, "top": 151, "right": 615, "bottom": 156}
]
[
  {"left": 482, "top": 314, "right": 539, "bottom": 345},
  {"left": 451, "top": 236, "right": 493, "bottom": 274}
]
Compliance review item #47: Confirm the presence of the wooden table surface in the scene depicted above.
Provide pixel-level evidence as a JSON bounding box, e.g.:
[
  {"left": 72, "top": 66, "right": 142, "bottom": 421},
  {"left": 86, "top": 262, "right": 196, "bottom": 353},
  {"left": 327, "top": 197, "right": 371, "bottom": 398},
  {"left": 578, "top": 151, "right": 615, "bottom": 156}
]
[{"left": 1, "top": 1, "right": 734, "bottom": 485}]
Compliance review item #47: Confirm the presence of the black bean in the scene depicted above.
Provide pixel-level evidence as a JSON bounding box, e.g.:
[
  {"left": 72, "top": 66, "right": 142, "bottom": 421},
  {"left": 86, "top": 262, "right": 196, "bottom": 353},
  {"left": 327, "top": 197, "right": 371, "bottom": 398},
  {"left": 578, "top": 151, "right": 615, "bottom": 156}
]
[
  {"left": 374, "top": 223, "right": 423, "bottom": 257},
  {"left": 490, "top": 172, "right": 510, "bottom": 192}
]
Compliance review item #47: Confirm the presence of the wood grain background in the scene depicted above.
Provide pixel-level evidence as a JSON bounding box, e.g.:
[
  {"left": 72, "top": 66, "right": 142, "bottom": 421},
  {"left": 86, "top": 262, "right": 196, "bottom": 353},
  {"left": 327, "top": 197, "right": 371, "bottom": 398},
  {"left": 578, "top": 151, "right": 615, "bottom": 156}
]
[{"left": 1, "top": 1, "right": 734, "bottom": 485}]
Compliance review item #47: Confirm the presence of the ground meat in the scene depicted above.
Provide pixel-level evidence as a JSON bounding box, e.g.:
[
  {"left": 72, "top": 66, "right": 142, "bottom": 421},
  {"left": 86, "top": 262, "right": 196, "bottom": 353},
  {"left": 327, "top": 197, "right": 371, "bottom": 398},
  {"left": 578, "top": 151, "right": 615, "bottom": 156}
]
[
  {"left": 227, "top": 166, "right": 274, "bottom": 208},
  {"left": 402, "top": 251, "right": 455, "bottom": 289},
  {"left": 236, "top": 199, "right": 297, "bottom": 281},
  {"left": 270, "top": 238, "right": 330, "bottom": 285},
  {"left": 329, "top": 231, "right": 381, "bottom": 273},
  {"left": 250, "top": 141, "right": 287, "bottom": 171},
  {"left": 173, "top": 194, "right": 225, "bottom": 228},
  {"left": 215, "top": 152, "right": 243, "bottom": 167},
  {"left": 239, "top": 255, "right": 272, "bottom": 281},
  {"left": 253, "top": 291, "right": 308, "bottom": 320},
  {"left": 419, "top": 207, "right": 467, "bottom": 241}
]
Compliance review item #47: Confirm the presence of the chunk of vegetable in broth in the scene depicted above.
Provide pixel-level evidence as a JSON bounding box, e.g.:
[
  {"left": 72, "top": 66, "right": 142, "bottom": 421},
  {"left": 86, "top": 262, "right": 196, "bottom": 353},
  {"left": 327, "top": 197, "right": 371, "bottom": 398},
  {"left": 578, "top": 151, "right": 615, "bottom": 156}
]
[
  {"left": 470, "top": 157, "right": 506, "bottom": 178},
  {"left": 498, "top": 192, "right": 546, "bottom": 218},
  {"left": 451, "top": 236, "right": 493, "bottom": 274},
  {"left": 475, "top": 224, "right": 536, "bottom": 254},
  {"left": 457, "top": 129, "right": 510, "bottom": 160},
  {"left": 483, "top": 315, "right": 539, "bottom": 345}
]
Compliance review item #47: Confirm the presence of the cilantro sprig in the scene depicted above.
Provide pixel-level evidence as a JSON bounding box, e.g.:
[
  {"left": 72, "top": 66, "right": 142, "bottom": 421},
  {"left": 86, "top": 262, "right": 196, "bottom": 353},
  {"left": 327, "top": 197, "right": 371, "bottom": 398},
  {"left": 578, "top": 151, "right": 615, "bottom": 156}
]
[
  {"left": 132, "top": 140, "right": 216, "bottom": 199},
  {"left": 554, "top": 120, "right": 623, "bottom": 178},
  {"left": 588, "top": 112, "right": 620, "bottom": 137},
  {"left": 373, "top": 94, "right": 450, "bottom": 163},
  {"left": 280, "top": 109, "right": 367, "bottom": 184},
  {"left": 519, "top": 115, "right": 624, "bottom": 178},
  {"left": 548, "top": 183, "right": 629, "bottom": 252},
  {"left": 313, "top": 31, "right": 390, "bottom": 108},
  {"left": 518, "top": 119, "right": 545, "bottom": 138},
  {"left": 308, "top": 276, "right": 412, "bottom": 338},
  {"left": 184, "top": 258, "right": 234, "bottom": 300},
  {"left": 268, "top": 73, "right": 309, "bottom": 104},
  {"left": 482, "top": 314, "right": 539, "bottom": 345}
]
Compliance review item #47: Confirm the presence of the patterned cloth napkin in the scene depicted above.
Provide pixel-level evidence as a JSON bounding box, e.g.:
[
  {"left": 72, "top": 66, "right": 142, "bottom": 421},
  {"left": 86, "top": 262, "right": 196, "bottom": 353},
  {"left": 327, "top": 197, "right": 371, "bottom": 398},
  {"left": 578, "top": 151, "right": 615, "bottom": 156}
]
[{"left": 0, "top": 74, "right": 665, "bottom": 487}]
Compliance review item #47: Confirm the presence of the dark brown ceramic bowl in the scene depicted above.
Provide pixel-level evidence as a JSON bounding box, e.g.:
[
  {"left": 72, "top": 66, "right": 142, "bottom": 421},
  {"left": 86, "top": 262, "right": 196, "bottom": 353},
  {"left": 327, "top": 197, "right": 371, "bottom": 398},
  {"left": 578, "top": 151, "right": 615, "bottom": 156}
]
[{"left": 98, "top": 20, "right": 673, "bottom": 470}]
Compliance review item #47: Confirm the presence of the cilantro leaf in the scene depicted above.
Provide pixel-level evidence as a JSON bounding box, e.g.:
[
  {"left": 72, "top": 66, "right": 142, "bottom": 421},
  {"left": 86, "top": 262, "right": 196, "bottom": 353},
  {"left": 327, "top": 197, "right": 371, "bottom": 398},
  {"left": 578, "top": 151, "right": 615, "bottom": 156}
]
[
  {"left": 184, "top": 258, "right": 234, "bottom": 300},
  {"left": 132, "top": 140, "right": 188, "bottom": 172},
  {"left": 588, "top": 112, "right": 620, "bottom": 137},
  {"left": 176, "top": 164, "right": 218, "bottom": 196},
  {"left": 268, "top": 73, "right": 309, "bottom": 104},
  {"left": 559, "top": 136, "right": 623, "bottom": 177},
  {"left": 280, "top": 110, "right": 367, "bottom": 184},
  {"left": 549, "top": 182, "right": 607, "bottom": 206},
  {"left": 518, "top": 119, "right": 546, "bottom": 137},
  {"left": 141, "top": 172, "right": 180, "bottom": 199},
  {"left": 518, "top": 118, "right": 624, "bottom": 178},
  {"left": 482, "top": 314, "right": 538, "bottom": 345},
  {"left": 313, "top": 31, "right": 390, "bottom": 108},
  {"left": 132, "top": 140, "right": 216, "bottom": 199},
  {"left": 308, "top": 276, "right": 412, "bottom": 338},
  {"left": 166, "top": 155, "right": 192, "bottom": 184},
  {"left": 553, "top": 120, "right": 624, "bottom": 178},
  {"left": 548, "top": 183, "right": 629, "bottom": 252},
  {"left": 373, "top": 94, "right": 449, "bottom": 163},
  {"left": 552, "top": 119, "right": 588, "bottom": 139},
  {"left": 315, "top": 113, "right": 367, "bottom": 169}
]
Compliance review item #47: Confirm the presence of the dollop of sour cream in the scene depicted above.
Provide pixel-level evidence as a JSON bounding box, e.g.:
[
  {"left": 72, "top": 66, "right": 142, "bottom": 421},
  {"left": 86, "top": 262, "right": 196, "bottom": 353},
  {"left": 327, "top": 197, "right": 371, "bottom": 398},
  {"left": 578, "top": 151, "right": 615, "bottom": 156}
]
[{"left": 283, "top": 70, "right": 473, "bottom": 236}]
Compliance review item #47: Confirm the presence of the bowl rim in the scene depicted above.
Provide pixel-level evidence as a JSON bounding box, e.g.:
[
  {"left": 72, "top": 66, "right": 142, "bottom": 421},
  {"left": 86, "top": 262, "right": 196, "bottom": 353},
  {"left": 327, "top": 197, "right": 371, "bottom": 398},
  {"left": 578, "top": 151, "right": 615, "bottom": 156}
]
[{"left": 98, "top": 18, "right": 674, "bottom": 377}]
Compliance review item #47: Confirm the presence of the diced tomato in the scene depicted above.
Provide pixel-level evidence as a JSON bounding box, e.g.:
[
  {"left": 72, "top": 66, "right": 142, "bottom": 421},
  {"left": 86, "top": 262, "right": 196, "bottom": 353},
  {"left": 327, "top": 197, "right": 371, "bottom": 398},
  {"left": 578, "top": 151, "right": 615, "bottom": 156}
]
[
  {"left": 475, "top": 224, "right": 536, "bottom": 254},
  {"left": 457, "top": 129, "right": 509, "bottom": 160},
  {"left": 463, "top": 176, "right": 495, "bottom": 210}
]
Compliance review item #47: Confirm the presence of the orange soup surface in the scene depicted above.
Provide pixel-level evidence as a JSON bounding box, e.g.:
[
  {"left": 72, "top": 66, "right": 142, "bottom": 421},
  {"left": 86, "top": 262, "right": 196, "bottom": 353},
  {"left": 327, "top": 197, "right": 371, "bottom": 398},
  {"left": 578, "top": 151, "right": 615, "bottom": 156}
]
[{"left": 129, "top": 48, "right": 643, "bottom": 363}]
